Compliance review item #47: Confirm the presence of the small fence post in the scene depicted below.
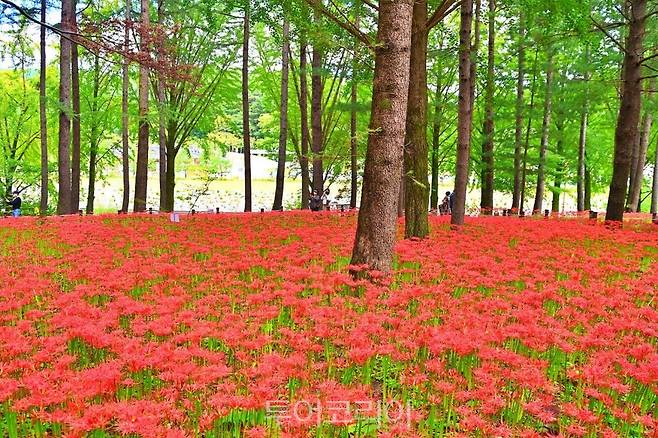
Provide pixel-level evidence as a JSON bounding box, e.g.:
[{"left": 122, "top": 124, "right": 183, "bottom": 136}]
[
  {"left": 216, "top": 207, "right": 220, "bottom": 214},
  {"left": 589, "top": 211, "right": 598, "bottom": 220},
  {"left": 148, "top": 207, "right": 153, "bottom": 215},
  {"left": 260, "top": 208, "right": 264, "bottom": 213}
]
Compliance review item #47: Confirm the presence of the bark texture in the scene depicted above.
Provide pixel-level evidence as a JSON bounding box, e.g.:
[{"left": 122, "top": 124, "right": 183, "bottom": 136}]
[
  {"left": 273, "top": 20, "right": 290, "bottom": 211},
  {"left": 532, "top": 50, "right": 554, "bottom": 214},
  {"left": 351, "top": 0, "right": 413, "bottom": 272},
  {"left": 57, "top": 0, "right": 72, "bottom": 215},
  {"left": 71, "top": 1, "right": 81, "bottom": 213},
  {"left": 511, "top": 12, "right": 524, "bottom": 212},
  {"left": 311, "top": 45, "right": 324, "bottom": 193},
  {"left": 480, "top": 0, "right": 495, "bottom": 213},
  {"left": 242, "top": 7, "right": 252, "bottom": 212},
  {"left": 299, "top": 42, "right": 311, "bottom": 209},
  {"left": 39, "top": 0, "right": 48, "bottom": 215},
  {"left": 121, "top": 0, "right": 131, "bottom": 212},
  {"left": 606, "top": 0, "right": 647, "bottom": 222},
  {"left": 451, "top": 0, "right": 473, "bottom": 226},
  {"left": 134, "top": 0, "right": 150, "bottom": 212}
]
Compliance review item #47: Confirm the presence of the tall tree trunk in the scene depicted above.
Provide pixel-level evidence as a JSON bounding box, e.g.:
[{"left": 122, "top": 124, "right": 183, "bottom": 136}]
[
  {"left": 584, "top": 154, "right": 592, "bottom": 211},
  {"left": 519, "top": 48, "right": 539, "bottom": 214},
  {"left": 299, "top": 42, "right": 311, "bottom": 209},
  {"left": 157, "top": 0, "right": 167, "bottom": 211},
  {"left": 532, "top": 49, "right": 554, "bottom": 214},
  {"left": 242, "top": 7, "right": 252, "bottom": 212},
  {"left": 430, "top": 68, "right": 442, "bottom": 211},
  {"left": 551, "top": 101, "right": 565, "bottom": 213},
  {"left": 134, "top": 0, "right": 150, "bottom": 212},
  {"left": 397, "top": 168, "right": 404, "bottom": 218},
  {"left": 311, "top": 44, "right": 323, "bottom": 193},
  {"left": 606, "top": 0, "right": 647, "bottom": 222},
  {"left": 39, "top": 0, "right": 48, "bottom": 215},
  {"left": 57, "top": 0, "right": 72, "bottom": 215},
  {"left": 86, "top": 55, "right": 101, "bottom": 214},
  {"left": 121, "top": 0, "right": 131, "bottom": 213},
  {"left": 628, "top": 110, "right": 652, "bottom": 211},
  {"left": 273, "top": 20, "right": 290, "bottom": 211},
  {"left": 480, "top": 0, "right": 495, "bottom": 213},
  {"left": 651, "top": 135, "right": 658, "bottom": 214},
  {"left": 165, "top": 133, "right": 176, "bottom": 211},
  {"left": 350, "top": 0, "right": 412, "bottom": 272},
  {"left": 403, "top": 0, "right": 429, "bottom": 238},
  {"left": 451, "top": 0, "right": 473, "bottom": 226},
  {"left": 511, "top": 11, "right": 525, "bottom": 212},
  {"left": 577, "top": 49, "right": 590, "bottom": 212},
  {"left": 70, "top": 0, "right": 81, "bottom": 214},
  {"left": 350, "top": 26, "right": 359, "bottom": 209},
  {"left": 469, "top": 0, "right": 481, "bottom": 113}
]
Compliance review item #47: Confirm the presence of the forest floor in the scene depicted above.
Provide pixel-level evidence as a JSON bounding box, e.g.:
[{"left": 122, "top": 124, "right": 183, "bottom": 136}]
[{"left": 0, "top": 213, "right": 656, "bottom": 437}]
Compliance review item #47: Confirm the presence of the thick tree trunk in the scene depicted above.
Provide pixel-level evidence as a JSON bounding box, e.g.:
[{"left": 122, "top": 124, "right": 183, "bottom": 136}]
[
  {"left": 311, "top": 45, "right": 324, "bottom": 193},
  {"left": 57, "top": 0, "right": 72, "bottom": 215},
  {"left": 273, "top": 20, "right": 290, "bottom": 211},
  {"left": 628, "top": 110, "right": 652, "bottom": 211},
  {"left": 299, "top": 42, "right": 311, "bottom": 209},
  {"left": 70, "top": 1, "right": 81, "bottom": 214},
  {"left": 403, "top": 0, "right": 429, "bottom": 238},
  {"left": 511, "top": 12, "right": 525, "bottom": 212},
  {"left": 551, "top": 103, "right": 565, "bottom": 213},
  {"left": 606, "top": 0, "right": 647, "bottom": 222},
  {"left": 430, "top": 68, "right": 442, "bottom": 211},
  {"left": 451, "top": 0, "right": 473, "bottom": 226},
  {"left": 86, "top": 55, "right": 101, "bottom": 214},
  {"left": 121, "top": 0, "right": 131, "bottom": 213},
  {"left": 157, "top": 0, "right": 167, "bottom": 211},
  {"left": 532, "top": 50, "right": 554, "bottom": 214},
  {"left": 480, "top": 0, "right": 495, "bottom": 214},
  {"left": 242, "top": 8, "right": 252, "bottom": 212},
  {"left": 39, "top": 0, "right": 48, "bottom": 215},
  {"left": 351, "top": 0, "right": 412, "bottom": 273},
  {"left": 134, "top": 0, "right": 150, "bottom": 212},
  {"left": 651, "top": 135, "right": 658, "bottom": 214}
]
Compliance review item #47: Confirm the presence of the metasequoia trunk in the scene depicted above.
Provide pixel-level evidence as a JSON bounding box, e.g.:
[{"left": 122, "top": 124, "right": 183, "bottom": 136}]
[
  {"left": 39, "top": 0, "right": 48, "bottom": 215},
  {"left": 121, "top": 0, "right": 131, "bottom": 213},
  {"left": 402, "top": 0, "right": 429, "bottom": 237},
  {"left": 585, "top": 155, "right": 592, "bottom": 211},
  {"left": 480, "top": 0, "right": 495, "bottom": 213},
  {"left": 157, "top": 0, "right": 167, "bottom": 211},
  {"left": 351, "top": 0, "right": 413, "bottom": 272},
  {"left": 430, "top": 68, "right": 443, "bottom": 211},
  {"left": 577, "top": 51, "right": 590, "bottom": 212},
  {"left": 134, "top": 0, "right": 150, "bottom": 212},
  {"left": 606, "top": 0, "right": 647, "bottom": 222},
  {"left": 311, "top": 45, "right": 324, "bottom": 193},
  {"left": 57, "top": 0, "right": 72, "bottom": 215},
  {"left": 86, "top": 55, "right": 101, "bottom": 214},
  {"left": 350, "top": 27, "right": 359, "bottom": 209},
  {"left": 651, "top": 135, "right": 658, "bottom": 213},
  {"left": 242, "top": 7, "right": 252, "bottom": 212},
  {"left": 511, "top": 12, "right": 525, "bottom": 211},
  {"left": 451, "top": 0, "right": 473, "bottom": 226},
  {"left": 273, "top": 20, "right": 290, "bottom": 211},
  {"left": 519, "top": 48, "right": 539, "bottom": 214},
  {"left": 242, "top": 5, "right": 251, "bottom": 211},
  {"left": 299, "top": 42, "right": 311, "bottom": 209},
  {"left": 71, "top": 1, "right": 81, "bottom": 214},
  {"left": 551, "top": 103, "right": 565, "bottom": 213},
  {"left": 532, "top": 50, "right": 554, "bottom": 214},
  {"left": 628, "top": 110, "right": 652, "bottom": 211}
]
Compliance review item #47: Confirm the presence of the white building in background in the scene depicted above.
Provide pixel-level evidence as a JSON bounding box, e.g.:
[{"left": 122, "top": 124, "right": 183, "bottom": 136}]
[{"left": 224, "top": 150, "right": 278, "bottom": 179}]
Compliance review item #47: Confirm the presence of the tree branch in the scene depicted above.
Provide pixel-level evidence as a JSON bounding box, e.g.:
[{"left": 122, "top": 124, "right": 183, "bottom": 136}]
[
  {"left": 303, "top": 0, "right": 373, "bottom": 50},
  {"left": 427, "top": 0, "right": 459, "bottom": 31}
]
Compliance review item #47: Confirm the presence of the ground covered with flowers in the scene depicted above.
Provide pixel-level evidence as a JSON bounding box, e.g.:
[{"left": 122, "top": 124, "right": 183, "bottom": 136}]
[{"left": 0, "top": 213, "right": 656, "bottom": 437}]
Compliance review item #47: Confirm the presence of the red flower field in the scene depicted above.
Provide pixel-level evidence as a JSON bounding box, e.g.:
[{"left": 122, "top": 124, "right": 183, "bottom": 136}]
[{"left": 0, "top": 213, "right": 656, "bottom": 437}]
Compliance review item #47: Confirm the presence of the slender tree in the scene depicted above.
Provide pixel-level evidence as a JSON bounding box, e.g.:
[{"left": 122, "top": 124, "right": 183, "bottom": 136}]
[
  {"left": 577, "top": 47, "right": 590, "bottom": 212},
  {"left": 651, "top": 135, "right": 658, "bottom": 214},
  {"left": 349, "top": 15, "right": 359, "bottom": 210},
  {"left": 311, "top": 43, "right": 323, "bottom": 193},
  {"left": 551, "top": 97, "right": 565, "bottom": 213},
  {"left": 157, "top": 0, "right": 167, "bottom": 211},
  {"left": 70, "top": 0, "right": 81, "bottom": 213},
  {"left": 451, "top": 0, "right": 473, "bottom": 226},
  {"left": 242, "top": 5, "right": 252, "bottom": 212},
  {"left": 134, "top": 0, "right": 150, "bottom": 212},
  {"left": 39, "top": 0, "right": 48, "bottom": 215},
  {"left": 532, "top": 49, "right": 554, "bottom": 214},
  {"left": 606, "top": 0, "right": 647, "bottom": 222},
  {"left": 57, "top": 0, "right": 73, "bottom": 215},
  {"left": 273, "top": 19, "right": 290, "bottom": 211},
  {"left": 628, "top": 110, "right": 652, "bottom": 211},
  {"left": 480, "top": 0, "right": 495, "bottom": 214},
  {"left": 351, "top": 0, "right": 413, "bottom": 272},
  {"left": 86, "top": 55, "right": 101, "bottom": 214},
  {"left": 511, "top": 11, "right": 525, "bottom": 212},
  {"left": 121, "top": 0, "right": 131, "bottom": 213},
  {"left": 298, "top": 41, "right": 311, "bottom": 209}
]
